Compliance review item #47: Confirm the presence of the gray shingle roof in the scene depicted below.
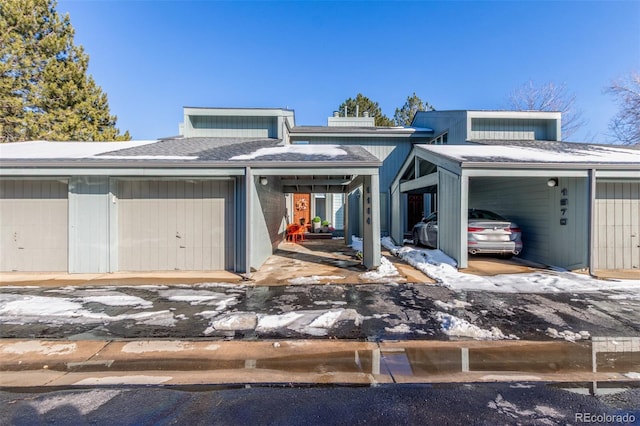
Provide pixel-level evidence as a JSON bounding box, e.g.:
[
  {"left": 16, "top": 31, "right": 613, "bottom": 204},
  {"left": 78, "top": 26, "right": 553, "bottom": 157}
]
[
  {"left": 0, "top": 137, "right": 382, "bottom": 167},
  {"left": 99, "top": 137, "right": 380, "bottom": 163}
]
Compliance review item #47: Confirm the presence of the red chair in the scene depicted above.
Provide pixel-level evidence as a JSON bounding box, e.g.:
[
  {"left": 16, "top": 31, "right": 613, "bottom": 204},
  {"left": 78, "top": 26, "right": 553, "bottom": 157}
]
[{"left": 286, "top": 224, "right": 302, "bottom": 243}]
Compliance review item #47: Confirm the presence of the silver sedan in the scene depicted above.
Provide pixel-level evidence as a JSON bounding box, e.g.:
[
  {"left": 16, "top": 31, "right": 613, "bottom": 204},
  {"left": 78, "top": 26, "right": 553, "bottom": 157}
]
[{"left": 411, "top": 209, "right": 523, "bottom": 257}]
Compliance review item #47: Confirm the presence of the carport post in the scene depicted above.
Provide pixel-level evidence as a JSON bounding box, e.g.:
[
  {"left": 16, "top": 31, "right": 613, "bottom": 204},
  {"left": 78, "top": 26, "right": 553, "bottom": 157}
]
[
  {"left": 459, "top": 174, "right": 469, "bottom": 269},
  {"left": 362, "top": 174, "right": 381, "bottom": 269},
  {"left": 588, "top": 168, "right": 596, "bottom": 276}
]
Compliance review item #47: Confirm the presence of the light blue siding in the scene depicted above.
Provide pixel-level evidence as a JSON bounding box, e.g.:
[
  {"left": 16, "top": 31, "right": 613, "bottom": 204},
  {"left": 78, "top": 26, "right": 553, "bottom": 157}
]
[
  {"left": 470, "top": 118, "right": 557, "bottom": 140},
  {"left": 250, "top": 176, "right": 287, "bottom": 271},
  {"left": 69, "top": 176, "right": 110, "bottom": 273},
  {"left": 189, "top": 116, "right": 277, "bottom": 138},
  {"left": 412, "top": 111, "right": 468, "bottom": 144},
  {"left": 235, "top": 176, "right": 247, "bottom": 273},
  {"left": 303, "top": 137, "right": 416, "bottom": 189},
  {"left": 438, "top": 170, "right": 462, "bottom": 266}
]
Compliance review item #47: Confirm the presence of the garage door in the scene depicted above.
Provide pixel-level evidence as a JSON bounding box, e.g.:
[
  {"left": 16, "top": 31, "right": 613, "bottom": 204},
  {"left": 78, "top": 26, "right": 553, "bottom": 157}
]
[
  {"left": 117, "top": 180, "right": 234, "bottom": 271},
  {"left": 594, "top": 182, "right": 640, "bottom": 270},
  {"left": 0, "top": 180, "right": 68, "bottom": 271}
]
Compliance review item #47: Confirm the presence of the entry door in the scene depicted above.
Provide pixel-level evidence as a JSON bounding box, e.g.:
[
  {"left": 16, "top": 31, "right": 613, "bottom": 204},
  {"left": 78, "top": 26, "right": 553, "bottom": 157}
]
[
  {"left": 594, "top": 182, "right": 640, "bottom": 270},
  {"left": 407, "top": 194, "right": 424, "bottom": 231},
  {"left": 293, "top": 193, "right": 311, "bottom": 226},
  {"left": 117, "top": 180, "right": 233, "bottom": 271}
]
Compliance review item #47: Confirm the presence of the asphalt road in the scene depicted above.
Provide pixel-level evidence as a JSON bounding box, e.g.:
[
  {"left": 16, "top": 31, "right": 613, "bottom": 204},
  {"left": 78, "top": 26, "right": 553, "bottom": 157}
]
[
  {"left": 1, "top": 382, "right": 639, "bottom": 425},
  {"left": 1, "top": 283, "right": 639, "bottom": 341}
]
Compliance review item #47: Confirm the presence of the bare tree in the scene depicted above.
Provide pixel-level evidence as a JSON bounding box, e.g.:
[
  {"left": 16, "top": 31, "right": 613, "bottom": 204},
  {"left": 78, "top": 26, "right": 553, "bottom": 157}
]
[
  {"left": 507, "top": 80, "right": 585, "bottom": 140},
  {"left": 606, "top": 71, "right": 640, "bottom": 145}
]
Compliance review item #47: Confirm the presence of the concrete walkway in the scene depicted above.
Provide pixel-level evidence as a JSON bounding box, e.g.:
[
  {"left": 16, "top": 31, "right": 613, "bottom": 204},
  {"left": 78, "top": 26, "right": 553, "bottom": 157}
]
[{"left": 1, "top": 338, "right": 637, "bottom": 387}]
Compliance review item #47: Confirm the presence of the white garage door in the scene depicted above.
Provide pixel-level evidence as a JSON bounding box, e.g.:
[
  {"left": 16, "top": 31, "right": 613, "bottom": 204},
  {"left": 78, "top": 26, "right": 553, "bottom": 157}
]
[
  {"left": 117, "top": 180, "right": 234, "bottom": 271},
  {"left": 594, "top": 181, "right": 640, "bottom": 270},
  {"left": 0, "top": 180, "right": 68, "bottom": 271}
]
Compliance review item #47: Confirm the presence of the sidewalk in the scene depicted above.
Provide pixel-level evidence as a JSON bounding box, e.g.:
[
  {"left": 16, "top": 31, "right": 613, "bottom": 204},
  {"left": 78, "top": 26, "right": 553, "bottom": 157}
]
[{"left": 1, "top": 338, "right": 637, "bottom": 387}]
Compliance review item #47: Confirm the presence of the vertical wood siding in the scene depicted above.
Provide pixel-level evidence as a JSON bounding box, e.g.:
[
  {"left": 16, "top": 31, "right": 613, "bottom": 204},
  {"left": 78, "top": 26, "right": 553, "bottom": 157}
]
[
  {"left": 470, "top": 118, "right": 553, "bottom": 140},
  {"left": 250, "top": 176, "right": 287, "bottom": 270},
  {"left": 189, "top": 116, "right": 277, "bottom": 138},
  {"left": 117, "top": 179, "right": 234, "bottom": 271},
  {"left": 594, "top": 182, "right": 640, "bottom": 270},
  {"left": 0, "top": 179, "right": 68, "bottom": 271},
  {"left": 438, "top": 170, "right": 462, "bottom": 265},
  {"left": 69, "top": 177, "right": 110, "bottom": 273}
]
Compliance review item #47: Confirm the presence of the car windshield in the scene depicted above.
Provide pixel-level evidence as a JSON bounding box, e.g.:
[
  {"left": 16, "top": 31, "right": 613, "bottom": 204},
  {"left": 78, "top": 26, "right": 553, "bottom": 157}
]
[
  {"left": 468, "top": 209, "right": 507, "bottom": 221},
  {"left": 423, "top": 212, "right": 437, "bottom": 222}
]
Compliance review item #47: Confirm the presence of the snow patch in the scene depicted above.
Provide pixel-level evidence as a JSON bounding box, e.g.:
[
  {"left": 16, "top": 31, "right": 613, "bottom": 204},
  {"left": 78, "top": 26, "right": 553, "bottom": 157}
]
[
  {"left": 360, "top": 257, "right": 404, "bottom": 283},
  {"left": 288, "top": 275, "right": 345, "bottom": 285},
  {"left": 382, "top": 236, "right": 640, "bottom": 294},
  {"left": 624, "top": 372, "right": 640, "bottom": 379},
  {"left": 230, "top": 144, "right": 347, "bottom": 160},
  {"left": 385, "top": 323, "right": 411, "bottom": 333},
  {"left": 436, "top": 312, "right": 517, "bottom": 340},
  {"left": 121, "top": 341, "right": 193, "bottom": 353},
  {"left": 545, "top": 328, "right": 590, "bottom": 341},
  {"left": 73, "top": 376, "right": 172, "bottom": 385},
  {"left": 1, "top": 341, "right": 76, "bottom": 356},
  {"left": 158, "top": 289, "right": 238, "bottom": 309},
  {"left": 31, "top": 389, "right": 122, "bottom": 416},
  {"left": 434, "top": 300, "right": 472, "bottom": 311}
]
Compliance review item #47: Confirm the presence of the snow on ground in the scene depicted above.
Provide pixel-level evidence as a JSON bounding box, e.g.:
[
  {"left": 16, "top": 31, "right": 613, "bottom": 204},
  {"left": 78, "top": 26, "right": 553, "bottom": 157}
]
[
  {"left": 382, "top": 237, "right": 640, "bottom": 294},
  {"left": 434, "top": 300, "right": 472, "bottom": 311},
  {"left": 46, "top": 289, "right": 153, "bottom": 308},
  {"left": 0, "top": 294, "right": 177, "bottom": 326},
  {"left": 545, "top": 328, "right": 591, "bottom": 342},
  {"left": 625, "top": 372, "right": 640, "bottom": 379},
  {"left": 288, "top": 275, "right": 345, "bottom": 285},
  {"left": 121, "top": 341, "right": 194, "bottom": 353},
  {"left": 359, "top": 257, "right": 404, "bottom": 283},
  {"left": 157, "top": 289, "right": 239, "bottom": 310},
  {"left": 1, "top": 341, "right": 77, "bottom": 355},
  {"left": 29, "top": 389, "right": 123, "bottom": 416},
  {"left": 384, "top": 323, "right": 412, "bottom": 333},
  {"left": 435, "top": 312, "right": 518, "bottom": 340}
]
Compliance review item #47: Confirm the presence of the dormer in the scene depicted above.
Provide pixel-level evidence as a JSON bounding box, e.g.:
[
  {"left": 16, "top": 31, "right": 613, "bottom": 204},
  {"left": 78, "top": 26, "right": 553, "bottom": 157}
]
[{"left": 179, "top": 107, "right": 295, "bottom": 139}]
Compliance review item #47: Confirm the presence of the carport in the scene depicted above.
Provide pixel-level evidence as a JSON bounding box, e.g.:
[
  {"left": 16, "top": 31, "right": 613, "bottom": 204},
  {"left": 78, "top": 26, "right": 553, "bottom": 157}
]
[
  {"left": 390, "top": 141, "right": 640, "bottom": 274},
  {"left": 237, "top": 143, "right": 383, "bottom": 273}
]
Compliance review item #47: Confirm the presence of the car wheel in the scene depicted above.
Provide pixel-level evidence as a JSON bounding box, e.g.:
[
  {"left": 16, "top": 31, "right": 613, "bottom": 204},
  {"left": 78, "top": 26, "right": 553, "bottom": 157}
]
[{"left": 412, "top": 231, "right": 420, "bottom": 247}]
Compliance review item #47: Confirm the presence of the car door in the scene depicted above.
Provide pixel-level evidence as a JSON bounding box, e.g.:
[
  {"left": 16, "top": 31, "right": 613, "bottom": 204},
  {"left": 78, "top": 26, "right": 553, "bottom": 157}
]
[{"left": 424, "top": 213, "right": 438, "bottom": 247}]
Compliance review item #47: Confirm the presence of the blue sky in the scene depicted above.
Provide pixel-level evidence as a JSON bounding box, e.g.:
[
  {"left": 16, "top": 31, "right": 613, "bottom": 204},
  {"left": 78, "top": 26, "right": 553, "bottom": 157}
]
[{"left": 57, "top": 0, "right": 640, "bottom": 142}]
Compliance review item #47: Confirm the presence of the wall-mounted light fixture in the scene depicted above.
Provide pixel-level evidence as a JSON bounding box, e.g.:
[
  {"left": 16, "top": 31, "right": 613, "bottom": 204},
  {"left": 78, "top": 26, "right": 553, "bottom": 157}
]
[
  {"left": 259, "top": 177, "right": 268, "bottom": 186},
  {"left": 547, "top": 178, "right": 558, "bottom": 187}
]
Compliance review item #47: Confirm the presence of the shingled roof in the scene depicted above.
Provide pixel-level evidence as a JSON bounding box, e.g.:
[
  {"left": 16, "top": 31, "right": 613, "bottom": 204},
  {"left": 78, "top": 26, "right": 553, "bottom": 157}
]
[{"left": 0, "top": 137, "right": 382, "bottom": 167}]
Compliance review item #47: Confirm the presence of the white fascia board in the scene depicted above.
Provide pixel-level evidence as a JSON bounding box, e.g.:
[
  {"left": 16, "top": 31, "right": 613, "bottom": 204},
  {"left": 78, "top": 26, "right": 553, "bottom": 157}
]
[
  {"left": 414, "top": 146, "right": 462, "bottom": 176},
  {"left": 254, "top": 167, "right": 379, "bottom": 176},
  {"left": 596, "top": 170, "right": 640, "bottom": 179},
  {"left": 461, "top": 168, "right": 588, "bottom": 178},
  {"left": 391, "top": 145, "right": 420, "bottom": 191},
  {"left": 184, "top": 107, "right": 294, "bottom": 117},
  {"left": 399, "top": 172, "right": 438, "bottom": 193},
  {"left": 0, "top": 167, "right": 246, "bottom": 177},
  {"left": 467, "top": 110, "right": 562, "bottom": 120}
]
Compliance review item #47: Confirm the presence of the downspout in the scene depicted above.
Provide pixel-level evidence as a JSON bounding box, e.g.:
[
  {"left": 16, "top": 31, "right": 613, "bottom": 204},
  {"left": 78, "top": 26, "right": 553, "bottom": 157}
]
[
  {"left": 588, "top": 168, "right": 596, "bottom": 277},
  {"left": 245, "top": 166, "right": 253, "bottom": 278}
]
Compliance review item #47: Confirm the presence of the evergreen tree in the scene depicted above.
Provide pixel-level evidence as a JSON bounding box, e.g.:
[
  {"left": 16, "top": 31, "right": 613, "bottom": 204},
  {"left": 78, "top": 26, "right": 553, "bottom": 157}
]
[
  {"left": 0, "top": 0, "right": 130, "bottom": 142},
  {"left": 394, "top": 92, "right": 435, "bottom": 126},
  {"left": 337, "top": 93, "right": 394, "bottom": 126}
]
